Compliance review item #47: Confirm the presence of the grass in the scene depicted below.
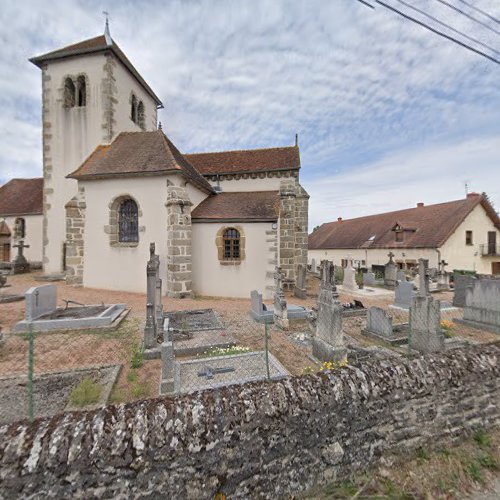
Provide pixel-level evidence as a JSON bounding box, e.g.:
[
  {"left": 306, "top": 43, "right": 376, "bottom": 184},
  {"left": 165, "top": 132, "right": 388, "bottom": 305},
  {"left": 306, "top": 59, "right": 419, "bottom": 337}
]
[
  {"left": 198, "top": 345, "right": 252, "bottom": 358},
  {"left": 302, "top": 428, "right": 500, "bottom": 499},
  {"left": 69, "top": 377, "right": 103, "bottom": 407}
]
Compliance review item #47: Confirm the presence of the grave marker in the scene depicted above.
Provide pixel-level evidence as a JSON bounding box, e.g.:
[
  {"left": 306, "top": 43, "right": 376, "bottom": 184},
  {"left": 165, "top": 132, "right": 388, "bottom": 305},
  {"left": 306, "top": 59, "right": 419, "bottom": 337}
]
[{"left": 384, "top": 252, "right": 397, "bottom": 289}]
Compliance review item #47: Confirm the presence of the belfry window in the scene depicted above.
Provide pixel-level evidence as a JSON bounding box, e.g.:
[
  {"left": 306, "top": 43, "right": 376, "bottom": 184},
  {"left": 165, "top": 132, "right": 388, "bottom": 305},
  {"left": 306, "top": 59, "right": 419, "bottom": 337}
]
[
  {"left": 137, "top": 101, "right": 145, "bottom": 130},
  {"left": 64, "top": 77, "right": 75, "bottom": 107},
  {"left": 118, "top": 199, "right": 139, "bottom": 243},
  {"left": 76, "top": 75, "right": 86, "bottom": 106},
  {"left": 223, "top": 228, "right": 240, "bottom": 260}
]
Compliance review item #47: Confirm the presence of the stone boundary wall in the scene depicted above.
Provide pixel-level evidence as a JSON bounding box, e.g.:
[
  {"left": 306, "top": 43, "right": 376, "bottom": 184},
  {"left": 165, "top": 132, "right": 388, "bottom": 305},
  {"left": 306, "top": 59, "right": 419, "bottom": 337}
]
[{"left": 0, "top": 344, "right": 499, "bottom": 499}]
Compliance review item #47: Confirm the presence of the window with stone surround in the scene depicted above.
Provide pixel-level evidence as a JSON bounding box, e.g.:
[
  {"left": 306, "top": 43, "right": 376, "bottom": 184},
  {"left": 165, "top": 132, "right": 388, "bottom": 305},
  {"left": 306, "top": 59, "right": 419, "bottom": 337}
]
[
  {"left": 63, "top": 77, "right": 75, "bottom": 108},
  {"left": 137, "top": 101, "right": 145, "bottom": 130},
  {"left": 14, "top": 217, "right": 25, "bottom": 239},
  {"left": 107, "top": 195, "right": 142, "bottom": 247},
  {"left": 131, "top": 94, "right": 137, "bottom": 123},
  {"left": 76, "top": 75, "right": 86, "bottom": 107},
  {"left": 216, "top": 226, "right": 245, "bottom": 264}
]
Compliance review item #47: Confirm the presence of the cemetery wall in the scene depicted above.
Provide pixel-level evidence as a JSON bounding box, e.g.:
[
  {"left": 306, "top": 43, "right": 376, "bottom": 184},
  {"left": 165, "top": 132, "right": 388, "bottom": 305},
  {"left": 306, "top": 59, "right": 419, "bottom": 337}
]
[
  {"left": 2, "top": 214, "right": 43, "bottom": 263},
  {"left": 1, "top": 343, "right": 499, "bottom": 499},
  {"left": 192, "top": 221, "right": 275, "bottom": 298}
]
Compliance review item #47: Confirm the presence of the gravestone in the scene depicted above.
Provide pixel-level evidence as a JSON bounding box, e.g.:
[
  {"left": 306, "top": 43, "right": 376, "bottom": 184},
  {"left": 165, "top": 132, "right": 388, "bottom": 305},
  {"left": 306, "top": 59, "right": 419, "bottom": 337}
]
[
  {"left": 24, "top": 284, "right": 57, "bottom": 321},
  {"left": 456, "top": 279, "right": 500, "bottom": 333},
  {"left": 250, "top": 290, "right": 273, "bottom": 323},
  {"left": 159, "top": 326, "right": 175, "bottom": 395},
  {"left": 409, "top": 295, "right": 444, "bottom": 353},
  {"left": 311, "top": 259, "right": 317, "bottom": 273},
  {"left": 417, "top": 258, "right": 431, "bottom": 297},
  {"left": 453, "top": 274, "right": 477, "bottom": 307},
  {"left": 393, "top": 280, "right": 416, "bottom": 309},
  {"left": 366, "top": 307, "right": 393, "bottom": 338},
  {"left": 144, "top": 243, "right": 162, "bottom": 351},
  {"left": 396, "top": 270, "right": 406, "bottom": 282},
  {"left": 294, "top": 264, "right": 307, "bottom": 299},
  {"left": 320, "top": 260, "right": 337, "bottom": 295},
  {"left": 273, "top": 267, "right": 289, "bottom": 329},
  {"left": 312, "top": 282, "right": 346, "bottom": 363},
  {"left": 363, "top": 272, "right": 376, "bottom": 286},
  {"left": 436, "top": 260, "right": 451, "bottom": 291},
  {"left": 342, "top": 262, "right": 358, "bottom": 292},
  {"left": 384, "top": 252, "right": 397, "bottom": 289},
  {"left": 12, "top": 240, "right": 30, "bottom": 274}
]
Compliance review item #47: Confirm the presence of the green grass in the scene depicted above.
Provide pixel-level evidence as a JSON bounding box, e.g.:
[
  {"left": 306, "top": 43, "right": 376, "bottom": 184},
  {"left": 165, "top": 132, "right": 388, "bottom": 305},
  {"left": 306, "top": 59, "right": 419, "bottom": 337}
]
[
  {"left": 131, "top": 343, "right": 145, "bottom": 368},
  {"left": 474, "top": 428, "right": 492, "bottom": 448},
  {"left": 69, "top": 378, "right": 103, "bottom": 407}
]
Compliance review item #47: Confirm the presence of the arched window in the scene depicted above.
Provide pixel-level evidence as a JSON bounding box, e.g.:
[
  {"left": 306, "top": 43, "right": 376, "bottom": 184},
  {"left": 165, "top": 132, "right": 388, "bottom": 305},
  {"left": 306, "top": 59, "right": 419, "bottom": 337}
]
[
  {"left": 131, "top": 94, "right": 137, "bottom": 123},
  {"left": 64, "top": 77, "right": 75, "bottom": 108},
  {"left": 76, "top": 75, "right": 86, "bottom": 107},
  {"left": 137, "top": 101, "right": 145, "bottom": 130},
  {"left": 118, "top": 199, "right": 139, "bottom": 242},
  {"left": 223, "top": 228, "right": 240, "bottom": 260},
  {"left": 14, "top": 217, "right": 26, "bottom": 239}
]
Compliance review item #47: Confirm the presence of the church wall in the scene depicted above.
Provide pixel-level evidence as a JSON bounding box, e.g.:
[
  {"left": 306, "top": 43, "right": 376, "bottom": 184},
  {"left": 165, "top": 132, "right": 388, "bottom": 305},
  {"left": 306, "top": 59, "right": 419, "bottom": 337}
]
[
  {"left": 2, "top": 215, "right": 43, "bottom": 263},
  {"left": 184, "top": 181, "right": 209, "bottom": 209},
  {"left": 215, "top": 176, "right": 285, "bottom": 193},
  {"left": 80, "top": 177, "right": 168, "bottom": 293},
  {"left": 191, "top": 222, "right": 274, "bottom": 298}
]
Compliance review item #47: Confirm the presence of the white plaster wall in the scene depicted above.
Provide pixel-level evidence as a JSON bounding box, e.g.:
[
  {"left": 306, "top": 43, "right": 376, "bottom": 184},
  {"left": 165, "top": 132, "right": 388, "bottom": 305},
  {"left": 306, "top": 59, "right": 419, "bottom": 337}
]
[
  {"left": 81, "top": 177, "right": 167, "bottom": 292},
  {"left": 42, "top": 51, "right": 159, "bottom": 274},
  {"left": 192, "top": 222, "right": 273, "bottom": 298},
  {"left": 2, "top": 215, "right": 43, "bottom": 263},
  {"left": 440, "top": 204, "right": 500, "bottom": 274},
  {"left": 214, "top": 177, "right": 285, "bottom": 193}
]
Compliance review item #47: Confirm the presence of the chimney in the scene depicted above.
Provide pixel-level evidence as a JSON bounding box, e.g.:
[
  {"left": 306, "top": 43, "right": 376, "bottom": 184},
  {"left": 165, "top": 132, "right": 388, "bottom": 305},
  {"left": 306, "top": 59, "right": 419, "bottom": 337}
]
[
  {"left": 417, "top": 202, "right": 424, "bottom": 208},
  {"left": 337, "top": 217, "right": 342, "bottom": 222},
  {"left": 467, "top": 192, "right": 480, "bottom": 199}
]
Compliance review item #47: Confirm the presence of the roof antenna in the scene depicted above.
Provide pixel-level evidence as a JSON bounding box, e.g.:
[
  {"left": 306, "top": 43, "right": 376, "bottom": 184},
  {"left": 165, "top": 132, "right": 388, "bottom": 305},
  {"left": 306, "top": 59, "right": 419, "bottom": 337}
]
[
  {"left": 103, "top": 11, "right": 112, "bottom": 45},
  {"left": 295, "top": 133, "right": 299, "bottom": 147}
]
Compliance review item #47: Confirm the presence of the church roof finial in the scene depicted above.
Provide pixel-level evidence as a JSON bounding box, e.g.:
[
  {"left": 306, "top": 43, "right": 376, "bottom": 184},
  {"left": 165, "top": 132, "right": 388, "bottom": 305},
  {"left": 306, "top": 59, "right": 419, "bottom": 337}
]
[
  {"left": 103, "top": 11, "right": 112, "bottom": 45},
  {"left": 158, "top": 121, "right": 162, "bottom": 130}
]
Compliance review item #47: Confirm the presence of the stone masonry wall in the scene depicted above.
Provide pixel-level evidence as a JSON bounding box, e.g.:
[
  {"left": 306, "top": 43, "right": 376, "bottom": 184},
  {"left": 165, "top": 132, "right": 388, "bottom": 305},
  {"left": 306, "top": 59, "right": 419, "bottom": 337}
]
[
  {"left": 279, "top": 179, "right": 297, "bottom": 285},
  {"left": 166, "top": 184, "right": 192, "bottom": 298},
  {"left": 294, "top": 183, "right": 309, "bottom": 277},
  {"left": 64, "top": 187, "right": 86, "bottom": 285},
  {"left": 0, "top": 343, "right": 498, "bottom": 499}
]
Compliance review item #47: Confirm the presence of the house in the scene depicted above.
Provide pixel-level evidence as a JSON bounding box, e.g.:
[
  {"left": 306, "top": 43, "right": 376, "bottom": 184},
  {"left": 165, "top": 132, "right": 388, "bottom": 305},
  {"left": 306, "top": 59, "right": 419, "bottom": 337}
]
[
  {"left": 25, "top": 24, "right": 308, "bottom": 297},
  {"left": 308, "top": 193, "right": 500, "bottom": 275},
  {"left": 0, "top": 178, "right": 44, "bottom": 265}
]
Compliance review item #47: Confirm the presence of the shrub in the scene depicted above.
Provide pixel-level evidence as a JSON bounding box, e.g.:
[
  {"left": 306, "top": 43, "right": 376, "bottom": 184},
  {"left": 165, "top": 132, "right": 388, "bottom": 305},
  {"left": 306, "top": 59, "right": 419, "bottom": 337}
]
[{"left": 69, "top": 378, "right": 102, "bottom": 407}]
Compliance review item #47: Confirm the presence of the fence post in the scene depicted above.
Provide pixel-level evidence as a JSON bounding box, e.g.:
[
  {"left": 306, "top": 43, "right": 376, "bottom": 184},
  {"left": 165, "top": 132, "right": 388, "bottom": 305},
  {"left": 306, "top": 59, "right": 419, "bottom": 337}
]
[
  {"left": 27, "top": 323, "right": 34, "bottom": 422},
  {"left": 264, "top": 323, "right": 270, "bottom": 380}
]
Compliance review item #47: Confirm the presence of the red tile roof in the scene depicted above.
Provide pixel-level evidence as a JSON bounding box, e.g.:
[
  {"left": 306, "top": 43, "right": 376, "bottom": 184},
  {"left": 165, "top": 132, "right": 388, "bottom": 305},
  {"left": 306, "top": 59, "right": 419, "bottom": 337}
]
[
  {"left": 0, "top": 220, "right": 11, "bottom": 236},
  {"left": 309, "top": 193, "right": 500, "bottom": 250},
  {"left": 0, "top": 178, "right": 43, "bottom": 217},
  {"left": 68, "top": 131, "right": 213, "bottom": 193},
  {"left": 185, "top": 146, "right": 300, "bottom": 175},
  {"left": 29, "top": 35, "right": 163, "bottom": 106},
  {"left": 192, "top": 191, "right": 279, "bottom": 221}
]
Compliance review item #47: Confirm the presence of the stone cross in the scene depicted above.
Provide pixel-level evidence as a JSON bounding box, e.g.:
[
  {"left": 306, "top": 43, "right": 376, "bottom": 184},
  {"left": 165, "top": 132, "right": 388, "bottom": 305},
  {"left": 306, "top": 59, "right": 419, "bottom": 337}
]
[
  {"left": 12, "top": 240, "right": 30, "bottom": 274},
  {"left": 387, "top": 252, "right": 395, "bottom": 263},
  {"left": 197, "top": 365, "right": 236, "bottom": 379},
  {"left": 418, "top": 258, "right": 431, "bottom": 297},
  {"left": 274, "top": 266, "right": 289, "bottom": 329},
  {"left": 13, "top": 240, "right": 30, "bottom": 255}
]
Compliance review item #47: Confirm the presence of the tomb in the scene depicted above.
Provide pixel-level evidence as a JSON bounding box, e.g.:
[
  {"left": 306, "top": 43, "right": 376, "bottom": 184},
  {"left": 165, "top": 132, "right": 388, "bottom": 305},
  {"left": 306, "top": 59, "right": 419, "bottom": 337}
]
[
  {"left": 454, "top": 279, "right": 500, "bottom": 334},
  {"left": 409, "top": 295, "right": 445, "bottom": 353},
  {"left": 453, "top": 274, "right": 477, "bottom": 307},
  {"left": 14, "top": 284, "right": 128, "bottom": 332},
  {"left": 0, "top": 273, "right": 24, "bottom": 304},
  {"left": 11, "top": 240, "right": 31, "bottom": 274},
  {"left": 362, "top": 306, "right": 409, "bottom": 345},
  {"left": 342, "top": 261, "right": 358, "bottom": 292},
  {"left": 384, "top": 252, "right": 398, "bottom": 289},
  {"left": 362, "top": 272, "right": 377, "bottom": 286},
  {"left": 294, "top": 264, "right": 307, "bottom": 299},
  {"left": 250, "top": 290, "right": 309, "bottom": 324}
]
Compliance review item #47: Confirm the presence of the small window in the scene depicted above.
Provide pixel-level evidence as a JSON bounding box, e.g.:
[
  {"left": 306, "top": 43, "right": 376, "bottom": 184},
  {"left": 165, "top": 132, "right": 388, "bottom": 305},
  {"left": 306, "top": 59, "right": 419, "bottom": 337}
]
[
  {"left": 223, "top": 228, "right": 240, "bottom": 260},
  {"left": 64, "top": 77, "right": 75, "bottom": 108},
  {"left": 466, "top": 230, "right": 473, "bottom": 246},
  {"left": 131, "top": 94, "right": 137, "bottom": 123},
  {"left": 118, "top": 199, "right": 139, "bottom": 243},
  {"left": 137, "top": 101, "right": 145, "bottom": 129},
  {"left": 395, "top": 231, "right": 404, "bottom": 242},
  {"left": 76, "top": 75, "right": 86, "bottom": 107},
  {"left": 14, "top": 217, "right": 26, "bottom": 238}
]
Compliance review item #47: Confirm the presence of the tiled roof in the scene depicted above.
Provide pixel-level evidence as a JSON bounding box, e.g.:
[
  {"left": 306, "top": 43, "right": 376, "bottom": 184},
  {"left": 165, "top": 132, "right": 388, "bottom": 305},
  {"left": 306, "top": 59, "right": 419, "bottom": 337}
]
[
  {"left": 0, "top": 178, "right": 43, "bottom": 217},
  {"left": 192, "top": 191, "right": 279, "bottom": 221},
  {"left": 29, "top": 35, "right": 163, "bottom": 106},
  {"left": 309, "top": 193, "right": 500, "bottom": 250},
  {"left": 185, "top": 146, "right": 300, "bottom": 175},
  {"left": 68, "top": 131, "right": 214, "bottom": 193}
]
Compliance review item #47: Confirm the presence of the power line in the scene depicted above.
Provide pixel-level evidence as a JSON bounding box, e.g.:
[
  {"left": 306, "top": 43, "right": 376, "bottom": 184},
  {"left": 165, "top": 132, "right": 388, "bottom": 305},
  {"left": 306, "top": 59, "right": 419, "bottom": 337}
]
[
  {"left": 394, "top": 0, "right": 500, "bottom": 57},
  {"left": 432, "top": 0, "right": 500, "bottom": 36},
  {"left": 456, "top": 0, "right": 500, "bottom": 26},
  {"left": 354, "top": 0, "right": 500, "bottom": 66}
]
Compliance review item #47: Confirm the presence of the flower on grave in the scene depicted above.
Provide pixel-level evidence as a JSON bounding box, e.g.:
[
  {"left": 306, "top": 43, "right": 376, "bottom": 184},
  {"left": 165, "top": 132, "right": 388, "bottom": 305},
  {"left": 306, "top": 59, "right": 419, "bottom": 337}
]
[{"left": 440, "top": 320, "right": 454, "bottom": 331}]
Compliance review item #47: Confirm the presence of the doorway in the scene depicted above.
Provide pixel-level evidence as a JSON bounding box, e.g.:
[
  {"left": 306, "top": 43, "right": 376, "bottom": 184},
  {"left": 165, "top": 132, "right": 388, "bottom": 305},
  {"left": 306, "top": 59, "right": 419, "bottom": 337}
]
[{"left": 492, "top": 262, "right": 500, "bottom": 275}]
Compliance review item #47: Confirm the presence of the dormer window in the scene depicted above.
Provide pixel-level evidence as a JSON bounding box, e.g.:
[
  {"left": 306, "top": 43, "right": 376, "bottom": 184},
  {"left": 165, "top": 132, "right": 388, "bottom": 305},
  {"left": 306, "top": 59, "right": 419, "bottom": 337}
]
[{"left": 395, "top": 231, "right": 404, "bottom": 243}]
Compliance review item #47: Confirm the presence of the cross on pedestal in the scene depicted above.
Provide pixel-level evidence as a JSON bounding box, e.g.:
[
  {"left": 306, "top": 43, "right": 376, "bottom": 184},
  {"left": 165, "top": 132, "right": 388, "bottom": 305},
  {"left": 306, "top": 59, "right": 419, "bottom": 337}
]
[
  {"left": 197, "top": 365, "right": 236, "bottom": 379},
  {"left": 387, "top": 252, "right": 395, "bottom": 262},
  {"left": 12, "top": 240, "right": 30, "bottom": 274},
  {"left": 13, "top": 240, "right": 30, "bottom": 256}
]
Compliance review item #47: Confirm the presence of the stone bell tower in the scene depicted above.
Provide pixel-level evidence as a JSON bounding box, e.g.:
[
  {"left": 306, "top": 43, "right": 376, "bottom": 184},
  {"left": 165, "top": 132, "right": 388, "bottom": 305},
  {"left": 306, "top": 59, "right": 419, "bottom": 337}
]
[{"left": 29, "top": 20, "right": 162, "bottom": 275}]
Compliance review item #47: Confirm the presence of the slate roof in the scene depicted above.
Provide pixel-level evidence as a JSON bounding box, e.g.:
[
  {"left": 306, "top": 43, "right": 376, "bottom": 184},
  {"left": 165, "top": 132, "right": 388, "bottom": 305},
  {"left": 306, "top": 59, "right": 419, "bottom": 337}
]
[
  {"left": 185, "top": 146, "right": 300, "bottom": 176},
  {"left": 309, "top": 193, "right": 500, "bottom": 250},
  {"left": 29, "top": 35, "right": 163, "bottom": 106},
  {"left": 191, "top": 191, "right": 279, "bottom": 221},
  {"left": 0, "top": 178, "right": 43, "bottom": 217},
  {"left": 68, "top": 131, "right": 214, "bottom": 193}
]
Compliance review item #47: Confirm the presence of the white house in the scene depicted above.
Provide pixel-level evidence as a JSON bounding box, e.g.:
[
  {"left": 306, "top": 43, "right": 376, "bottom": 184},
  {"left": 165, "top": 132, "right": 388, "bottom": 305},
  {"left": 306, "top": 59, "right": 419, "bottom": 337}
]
[
  {"left": 0, "top": 178, "right": 44, "bottom": 265},
  {"left": 26, "top": 24, "right": 309, "bottom": 298},
  {"left": 309, "top": 193, "right": 500, "bottom": 275}
]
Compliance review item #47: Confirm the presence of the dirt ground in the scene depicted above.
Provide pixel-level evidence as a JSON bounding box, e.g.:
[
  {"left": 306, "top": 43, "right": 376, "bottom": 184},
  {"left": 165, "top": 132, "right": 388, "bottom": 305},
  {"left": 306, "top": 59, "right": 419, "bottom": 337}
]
[{"left": 0, "top": 272, "right": 497, "bottom": 411}]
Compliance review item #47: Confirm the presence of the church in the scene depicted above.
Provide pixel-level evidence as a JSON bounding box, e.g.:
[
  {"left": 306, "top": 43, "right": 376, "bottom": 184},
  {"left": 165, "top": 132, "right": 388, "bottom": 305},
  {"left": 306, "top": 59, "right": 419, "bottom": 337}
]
[{"left": 25, "top": 23, "right": 309, "bottom": 298}]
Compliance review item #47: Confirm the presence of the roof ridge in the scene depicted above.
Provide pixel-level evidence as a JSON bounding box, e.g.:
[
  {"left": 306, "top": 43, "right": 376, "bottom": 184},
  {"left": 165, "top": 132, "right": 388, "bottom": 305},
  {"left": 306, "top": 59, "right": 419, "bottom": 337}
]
[{"left": 186, "top": 145, "right": 298, "bottom": 156}]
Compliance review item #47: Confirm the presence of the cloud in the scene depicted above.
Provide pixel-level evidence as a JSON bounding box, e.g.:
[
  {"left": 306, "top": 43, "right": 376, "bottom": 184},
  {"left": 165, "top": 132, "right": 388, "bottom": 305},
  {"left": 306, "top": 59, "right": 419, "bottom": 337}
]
[{"left": 0, "top": 0, "right": 499, "bottom": 225}]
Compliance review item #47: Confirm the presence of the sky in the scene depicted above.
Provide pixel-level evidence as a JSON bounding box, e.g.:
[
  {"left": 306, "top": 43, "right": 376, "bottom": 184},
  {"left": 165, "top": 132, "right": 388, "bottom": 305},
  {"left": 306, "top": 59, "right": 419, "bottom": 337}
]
[{"left": 1, "top": 0, "right": 499, "bottom": 228}]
